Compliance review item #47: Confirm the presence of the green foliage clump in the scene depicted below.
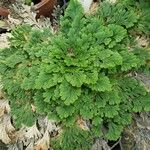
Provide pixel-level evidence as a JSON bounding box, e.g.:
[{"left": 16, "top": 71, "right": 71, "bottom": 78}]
[
  {"left": 0, "top": 0, "right": 150, "bottom": 149},
  {"left": 135, "top": 0, "right": 150, "bottom": 35},
  {"left": 24, "top": 0, "right": 32, "bottom": 5},
  {"left": 51, "top": 126, "right": 92, "bottom": 150}
]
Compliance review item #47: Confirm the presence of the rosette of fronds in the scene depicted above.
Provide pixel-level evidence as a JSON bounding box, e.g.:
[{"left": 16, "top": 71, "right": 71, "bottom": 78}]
[{"left": 0, "top": 0, "right": 150, "bottom": 149}]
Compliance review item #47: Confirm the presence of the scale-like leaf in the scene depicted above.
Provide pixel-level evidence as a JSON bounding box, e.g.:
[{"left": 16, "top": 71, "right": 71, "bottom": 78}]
[
  {"left": 65, "top": 71, "right": 86, "bottom": 87},
  {"left": 59, "top": 80, "right": 81, "bottom": 105},
  {"left": 89, "top": 74, "right": 111, "bottom": 92}
]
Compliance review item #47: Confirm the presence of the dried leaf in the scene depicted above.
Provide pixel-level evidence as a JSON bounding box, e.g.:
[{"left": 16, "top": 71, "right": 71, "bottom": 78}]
[
  {"left": 24, "top": 124, "right": 42, "bottom": 140},
  {"left": 0, "top": 33, "right": 11, "bottom": 49},
  {"left": 0, "top": 100, "right": 10, "bottom": 116},
  {"left": 35, "top": 131, "right": 50, "bottom": 150},
  {"left": 0, "top": 123, "right": 11, "bottom": 144},
  {"left": 76, "top": 117, "right": 89, "bottom": 131},
  {"left": 136, "top": 36, "right": 149, "bottom": 48}
]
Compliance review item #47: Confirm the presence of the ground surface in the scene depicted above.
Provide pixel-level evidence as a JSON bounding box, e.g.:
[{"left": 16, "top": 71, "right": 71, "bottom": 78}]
[{"left": 0, "top": 1, "right": 150, "bottom": 150}]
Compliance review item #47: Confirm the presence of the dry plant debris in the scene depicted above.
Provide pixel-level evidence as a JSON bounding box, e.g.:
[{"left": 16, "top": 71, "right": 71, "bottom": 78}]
[{"left": 0, "top": 0, "right": 150, "bottom": 150}]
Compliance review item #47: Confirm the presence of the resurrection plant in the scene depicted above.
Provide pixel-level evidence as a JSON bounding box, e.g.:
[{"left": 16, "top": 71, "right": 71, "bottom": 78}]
[{"left": 0, "top": 0, "right": 150, "bottom": 149}]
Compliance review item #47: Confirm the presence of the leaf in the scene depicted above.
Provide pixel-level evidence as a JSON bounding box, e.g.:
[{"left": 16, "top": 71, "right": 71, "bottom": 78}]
[
  {"left": 104, "top": 105, "right": 119, "bottom": 118},
  {"left": 133, "top": 100, "right": 142, "bottom": 112},
  {"left": 106, "top": 122, "right": 123, "bottom": 140},
  {"left": 142, "top": 93, "right": 150, "bottom": 111},
  {"left": 65, "top": 71, "right": 86, "bottom": 87},
  {"left": 10, "top": 25, "right": 31, "bottom": 48},
  {"left": 95, "top": 95, "right": 107, "bottom": 108},
  {"left": 35, "top": 72, "right": 56, "bottom": 89},
  {"left": 44, "top": 63, "right": 60, "bottom": 73},
  {"left": 59, "top": 80, "right": 81, "bottom": 105},
  {"left": 120, "top": 51, "right": 139, "bottom": 71},
  {"left": 21, "top": 76, "right": 36, "bottom": 90},
  {"left": 108, "top": 24, "right": 127, "bottom": 43},
  {"left": 84, "top": 71, "right": 98, "bottom": 85},
  {"left": 92, "top": 116, "right": 103, "bottom": 126},
  {"left": 103, "top": 90, "right": 121, "bottom": 105},
  {"left": 56, "top": 106, "right": 75, "bottom": 119},
  {"left": 95, "top": 26, "right": 113, "bottom": 44},
  {"left": 43, "top": 89, "right": 54, "bottom": 103},
  {"left": 89, "top": 74, "right": 112, "bottom": 92},
  {"left": 99, "top": 2, "right": 138, "bottom": 28},
  {"left": 80, "top": 105, "right": 94, "bottom": 119},
  {"left": 100, "top": 51, "right": 122, "bottom": 68},
  {"left": 60, "top": 0, "right": 84, "bottom": 34},
  {"left": 114, "top": 111, "right": 132, "bottom": 125},
  {"left": 91, "top": 125, "right": 103, "bottom": 137},
  {"left": 5, "top": 52, "right": 26, "bottom": 68},
  {"left": 11, "top": 102, "right": 36, "bottom": 128}
]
